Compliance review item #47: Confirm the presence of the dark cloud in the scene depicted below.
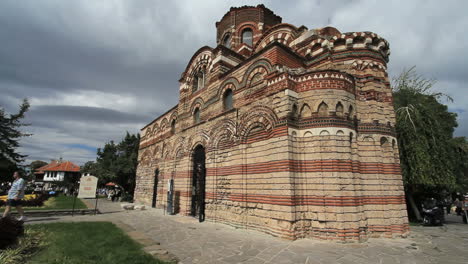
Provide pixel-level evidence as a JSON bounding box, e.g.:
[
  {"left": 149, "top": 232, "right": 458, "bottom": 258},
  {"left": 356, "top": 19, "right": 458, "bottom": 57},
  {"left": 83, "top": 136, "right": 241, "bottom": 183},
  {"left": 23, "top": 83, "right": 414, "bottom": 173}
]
[
  {"left": 28, "top": 105, "right": 152, "bottom": 125},
  {"left": 0, "top": 0, "right": 466, "bottom": 165}
]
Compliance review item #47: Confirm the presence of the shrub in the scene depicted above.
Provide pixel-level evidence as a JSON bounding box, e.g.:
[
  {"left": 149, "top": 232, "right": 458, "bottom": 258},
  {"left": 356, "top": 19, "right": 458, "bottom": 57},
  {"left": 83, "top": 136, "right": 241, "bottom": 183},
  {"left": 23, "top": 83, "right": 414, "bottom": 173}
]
[
  {"left": 0, "top": 216, "right": 24, "bottom": 249},
  {"left": 24, "top": 194, "right": 49, "bottom": 207},
  {"left": 0, "top": 226, "right": 46, "bottom": 264}
]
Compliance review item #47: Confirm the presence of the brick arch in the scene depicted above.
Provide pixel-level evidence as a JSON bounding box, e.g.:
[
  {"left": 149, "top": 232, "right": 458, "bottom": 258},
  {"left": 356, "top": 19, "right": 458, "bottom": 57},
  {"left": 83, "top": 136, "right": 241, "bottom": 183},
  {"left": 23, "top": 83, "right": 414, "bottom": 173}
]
[
  {"left": 248, "top": 71, "right": 267, "bottom": 87},
  {"left": 254, "top": 24, "right": 298, "bottom": 52},
  {"left": 212, "top": 119, "right": 237, "bottom": 148},
  {"left": 182, "top": 47, "right": 213, "bottom": 84},
  {"left": 171, "top": 137, "right": 187, "bottom": 159},
  {"left": 189, "top": 130, "right": 211, "bottom": 151},
  {"left": 240, "top": 59, "right": 273, "bottom": 87},
  {"left": 361, "top": 135, "right": 375, "bottom": 142},
  {"left": 141, "top": 127, "right": 151, "bottom": 140},
  {"left": 190, "top": 97, "right": 205, "bottom": 114},
  {"left": 172, "top": 145, "right": 185, "bottom": 161},
  {"left": 169, "top": 110, "right": 178, "bottom": 123},
  {"left": 216, "top": 82, "right": 237, "bottom": 103},
  {"left": 139, "top": 149, "right": 152, "bottom": 166},
  {"left": 152, "top": 145, "right": 160, "bottom": 157},
  {"left": 161, "top": 142, "right": 172, "bottom": 160},
  {"left": 305, "top": 38, "right": 331, "bottom": 57},
  {"left": 159, "top": 118, "right": 169, "bottom": 132},
  {"left": 238, "top": 105, "right": 278, "bottom": 142},
  {"left": 236, "top": 22, "right": 259, "bottom": 47},
  {"left": 331, "top": 37, "right": 346, "bottom": 48},
  {"left": 152, "top": 123, "right": 160, "bottom": 135}
]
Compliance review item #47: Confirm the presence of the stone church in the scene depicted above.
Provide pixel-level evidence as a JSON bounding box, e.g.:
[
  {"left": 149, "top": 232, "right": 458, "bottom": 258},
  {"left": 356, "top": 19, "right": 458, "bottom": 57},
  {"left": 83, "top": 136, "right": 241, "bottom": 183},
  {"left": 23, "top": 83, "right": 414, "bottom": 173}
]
[{"left": 134, "top": 5, "right": 409, "bottom": 241}]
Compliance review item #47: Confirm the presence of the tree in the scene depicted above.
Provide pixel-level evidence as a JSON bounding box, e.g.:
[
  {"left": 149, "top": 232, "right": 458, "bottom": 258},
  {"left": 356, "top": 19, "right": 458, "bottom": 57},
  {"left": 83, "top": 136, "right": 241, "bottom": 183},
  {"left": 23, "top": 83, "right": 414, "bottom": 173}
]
[
  {"left": 81, "top": 161, "right": 98, "bottom": 175},
  {"left": 91, "top": 133, "right": 140, "bottom": 195},
  {"left": 451, "top": 137, "right": 468, "bottom": 193},
  {"left": 28, "top": 160, "right": 48, "bottom": 181},
  {"left": 114, "top": 133, "right": 140, "bottom": 194},
  {"left": 0, "top": 99, "right": 30, "bottom": 183},
  {"left": 393, "top": 67, "right": 460, "bottom": 220}
]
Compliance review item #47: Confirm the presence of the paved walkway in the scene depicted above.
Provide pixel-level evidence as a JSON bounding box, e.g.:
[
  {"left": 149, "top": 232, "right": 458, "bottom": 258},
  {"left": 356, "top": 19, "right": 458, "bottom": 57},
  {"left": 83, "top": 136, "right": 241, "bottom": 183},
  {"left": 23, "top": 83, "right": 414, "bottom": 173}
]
[{"left": 26, "top": 199, "right": 468, "bottom": 264}]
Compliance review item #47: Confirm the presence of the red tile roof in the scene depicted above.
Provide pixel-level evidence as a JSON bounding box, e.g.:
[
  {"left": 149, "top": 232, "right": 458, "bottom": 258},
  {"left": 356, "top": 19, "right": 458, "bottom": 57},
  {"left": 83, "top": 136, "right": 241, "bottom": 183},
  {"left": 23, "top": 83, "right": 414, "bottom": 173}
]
[
  {"left": 36, "top": 160, "right": 59, "bottom": 174},
  {"left": 36, "top": 160, "right": 80, "bottom": 172}
]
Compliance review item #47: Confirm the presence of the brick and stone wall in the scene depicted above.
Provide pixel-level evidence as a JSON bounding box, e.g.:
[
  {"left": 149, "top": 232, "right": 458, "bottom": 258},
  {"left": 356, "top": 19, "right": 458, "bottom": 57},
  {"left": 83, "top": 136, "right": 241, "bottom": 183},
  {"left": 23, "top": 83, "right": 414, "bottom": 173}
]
[{"left": 134, "top": 5, "right": 409, "bottom": 242}]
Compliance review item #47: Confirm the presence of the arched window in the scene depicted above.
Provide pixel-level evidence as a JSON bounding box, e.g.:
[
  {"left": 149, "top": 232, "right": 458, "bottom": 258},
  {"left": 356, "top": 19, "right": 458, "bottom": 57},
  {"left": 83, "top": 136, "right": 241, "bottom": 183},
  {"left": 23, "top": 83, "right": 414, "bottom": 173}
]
[
  {"left": 300, "top": 104, "right": 312, "bottom": 118},
  {"left": 336, "top": 102, "right": 344, "bottom": 117},
  {"left": 242, "top": 28, "right": 253, "bottom": 46},
  {"left": 291, "top": 104, "right": 298, "bottom": 118},
  {"left": 223, "top": 34, "right": 231, "bottom": 48},
  {"left": 171, "top": 120, "right": 176, "bottom": 134},
  {"left": 194, "top": 108, "right": 200, "bottom": 124},
  {"left": 348, "top": 105, "right": 354, "bottom": 119},
  {"left": 192, "top": 69, "right": 205, "bottom": 92},
  {"left": 223, "top": 89, "right": 233, "bottom": 111},
  {"left": 318, "top": 102, "right": 329, "bottom": 116},
  {"left": 193, "top": 75, "right": 199, "bottom": 92},
  {"left": 380, "top": 137, "right": 388, "bottom": 146}
]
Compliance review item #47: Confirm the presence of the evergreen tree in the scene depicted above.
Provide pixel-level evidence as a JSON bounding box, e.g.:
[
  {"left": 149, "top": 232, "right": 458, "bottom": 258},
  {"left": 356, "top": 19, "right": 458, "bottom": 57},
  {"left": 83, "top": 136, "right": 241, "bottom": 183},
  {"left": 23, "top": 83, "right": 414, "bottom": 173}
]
[{"left": 0, "top": 99, "right": 30, "bottom": 182}]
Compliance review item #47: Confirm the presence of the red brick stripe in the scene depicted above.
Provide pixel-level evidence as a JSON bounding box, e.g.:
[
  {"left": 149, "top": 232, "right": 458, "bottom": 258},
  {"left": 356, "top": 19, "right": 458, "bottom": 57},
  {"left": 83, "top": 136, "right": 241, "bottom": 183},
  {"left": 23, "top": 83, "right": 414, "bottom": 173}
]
[
  {"left": 205, "top": 193, "right": 405, "bottom": 206},
  {"left": 205, "top": 159, "right": 401, "bottom": 177}
]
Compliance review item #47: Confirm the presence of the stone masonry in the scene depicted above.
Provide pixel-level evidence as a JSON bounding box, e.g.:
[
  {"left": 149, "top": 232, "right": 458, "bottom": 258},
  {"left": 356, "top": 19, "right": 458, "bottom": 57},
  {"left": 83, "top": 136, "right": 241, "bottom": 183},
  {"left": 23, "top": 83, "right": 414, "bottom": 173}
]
[{"left": 134, "top": 5, "right": 409, "bottom": 242}]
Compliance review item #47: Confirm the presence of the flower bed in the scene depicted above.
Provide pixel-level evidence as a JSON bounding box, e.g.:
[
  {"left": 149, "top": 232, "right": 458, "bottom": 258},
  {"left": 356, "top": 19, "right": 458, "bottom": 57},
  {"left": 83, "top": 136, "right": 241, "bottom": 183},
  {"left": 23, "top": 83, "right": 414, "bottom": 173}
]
[{"left": 0, "top": 194, "right": 49, "bottom": 207}]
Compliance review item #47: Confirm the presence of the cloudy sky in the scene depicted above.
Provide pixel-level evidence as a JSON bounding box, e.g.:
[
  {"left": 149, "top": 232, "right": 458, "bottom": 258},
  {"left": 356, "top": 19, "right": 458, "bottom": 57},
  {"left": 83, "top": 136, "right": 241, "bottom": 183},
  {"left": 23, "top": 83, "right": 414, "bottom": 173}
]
[{"left": 1, "top": 0, "right": 467, "bottom": 165}]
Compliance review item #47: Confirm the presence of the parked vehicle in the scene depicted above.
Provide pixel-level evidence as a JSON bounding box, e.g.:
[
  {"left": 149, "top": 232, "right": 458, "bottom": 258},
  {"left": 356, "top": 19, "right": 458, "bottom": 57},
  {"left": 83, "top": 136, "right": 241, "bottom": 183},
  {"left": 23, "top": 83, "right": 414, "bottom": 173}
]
[{"left": 421, "top": 198, "right": 444, "bottom": 226}]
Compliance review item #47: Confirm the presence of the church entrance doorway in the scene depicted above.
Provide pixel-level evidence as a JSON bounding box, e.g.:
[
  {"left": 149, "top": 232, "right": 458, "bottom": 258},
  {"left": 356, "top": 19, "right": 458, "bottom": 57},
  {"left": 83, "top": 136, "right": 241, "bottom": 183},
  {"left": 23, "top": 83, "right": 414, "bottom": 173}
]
[
  {"left": 191, "top": 145, "right": 206, "bottom": 222},
  {"left": 152, "top": 169, "right": 159, "bottom": 208}
]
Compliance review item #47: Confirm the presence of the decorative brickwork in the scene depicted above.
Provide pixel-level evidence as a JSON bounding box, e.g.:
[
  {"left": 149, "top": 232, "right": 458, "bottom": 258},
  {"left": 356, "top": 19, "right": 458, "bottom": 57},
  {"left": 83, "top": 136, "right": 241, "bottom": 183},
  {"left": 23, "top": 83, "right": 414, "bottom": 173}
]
[{"left": 135, "top": 5, "right": 408, "bottom": 242}]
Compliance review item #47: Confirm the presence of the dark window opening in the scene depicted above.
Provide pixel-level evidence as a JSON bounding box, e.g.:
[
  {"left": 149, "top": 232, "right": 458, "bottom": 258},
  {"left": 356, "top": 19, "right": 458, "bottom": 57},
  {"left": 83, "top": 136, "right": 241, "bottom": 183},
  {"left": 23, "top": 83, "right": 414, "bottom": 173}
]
[
  {"left": 223, "top": 34, "right": 231, "bottom": 48},
  {"left": 223, "top": 89, "right": 233, "bottom": 111},
  {"left": 192, "top": 69, "right": 205, "bottom": 92},
  {"left": 194, "top": 108, "right": 201, "bottom": 124},
  {"left": 171, "top": 120, "right": 176, "bottom": 134},
  {"left": 242, "top": 28, "right": 253, "bottom": 46}
]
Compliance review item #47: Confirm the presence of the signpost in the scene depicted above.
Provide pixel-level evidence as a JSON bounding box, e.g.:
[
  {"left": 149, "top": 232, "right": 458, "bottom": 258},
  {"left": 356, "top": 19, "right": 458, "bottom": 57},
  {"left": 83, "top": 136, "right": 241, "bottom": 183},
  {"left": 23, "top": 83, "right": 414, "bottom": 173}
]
[{"left": 76, "top": 175, "right": 99, "bottom": 216}]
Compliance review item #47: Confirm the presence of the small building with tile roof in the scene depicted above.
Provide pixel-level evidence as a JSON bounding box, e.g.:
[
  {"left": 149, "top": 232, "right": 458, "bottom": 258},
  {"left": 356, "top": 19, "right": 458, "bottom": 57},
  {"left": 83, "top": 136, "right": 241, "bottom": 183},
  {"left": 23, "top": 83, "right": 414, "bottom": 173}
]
[{"left": 36, "top": 159, "right": 80, "bottom": 189}]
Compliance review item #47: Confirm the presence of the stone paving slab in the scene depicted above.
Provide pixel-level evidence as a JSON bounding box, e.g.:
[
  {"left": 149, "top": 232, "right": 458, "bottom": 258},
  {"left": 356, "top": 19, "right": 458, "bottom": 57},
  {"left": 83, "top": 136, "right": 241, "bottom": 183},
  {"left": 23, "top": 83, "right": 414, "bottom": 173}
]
[{"left": 25, "top": 199, "right": 468, "bottom": 264}]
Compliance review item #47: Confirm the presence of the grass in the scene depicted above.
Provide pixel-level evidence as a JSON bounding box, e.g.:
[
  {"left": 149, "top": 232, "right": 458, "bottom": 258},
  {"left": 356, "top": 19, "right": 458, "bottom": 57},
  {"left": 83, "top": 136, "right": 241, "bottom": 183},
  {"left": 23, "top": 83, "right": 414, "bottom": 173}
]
[
  {"left": 0, "top": 226, "right": 47, "bottom": 264},
  {"left": 25, "top": 222, "right": 168, "bottom": 264},
  {"left": 41, "top": 195, "right": 88, "bottom": 210},
  {"left": 0, "top": 195, "right": 88, "bottom": 212}
]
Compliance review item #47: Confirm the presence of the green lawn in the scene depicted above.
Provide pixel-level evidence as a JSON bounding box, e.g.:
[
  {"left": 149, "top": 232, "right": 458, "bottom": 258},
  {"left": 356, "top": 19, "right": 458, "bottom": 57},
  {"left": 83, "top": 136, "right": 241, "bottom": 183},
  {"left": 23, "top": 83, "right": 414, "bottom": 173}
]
[
  {"left": 26, "top": 222, "right": 168, "bottom": 264},
  {"left": 0, "top": 195, "right": 88, "bottom": 211}
]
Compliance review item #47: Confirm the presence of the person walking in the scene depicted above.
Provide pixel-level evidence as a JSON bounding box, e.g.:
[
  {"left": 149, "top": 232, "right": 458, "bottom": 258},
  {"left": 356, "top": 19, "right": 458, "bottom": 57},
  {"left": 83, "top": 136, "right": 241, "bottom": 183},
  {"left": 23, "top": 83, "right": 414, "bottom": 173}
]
[
  {"left": 2, "top": 171, "right": 27, "bottom": 221},
  {"left": 455, "top": 198, "right": 463, "bottom": 216}
]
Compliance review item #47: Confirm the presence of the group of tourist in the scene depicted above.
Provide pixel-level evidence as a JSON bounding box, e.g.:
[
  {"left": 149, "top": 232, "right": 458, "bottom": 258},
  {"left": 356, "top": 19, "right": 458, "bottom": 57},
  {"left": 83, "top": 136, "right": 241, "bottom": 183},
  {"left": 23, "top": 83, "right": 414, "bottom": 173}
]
[{"left": 106, "top": 187, "right": 122, "bottom": 202}]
